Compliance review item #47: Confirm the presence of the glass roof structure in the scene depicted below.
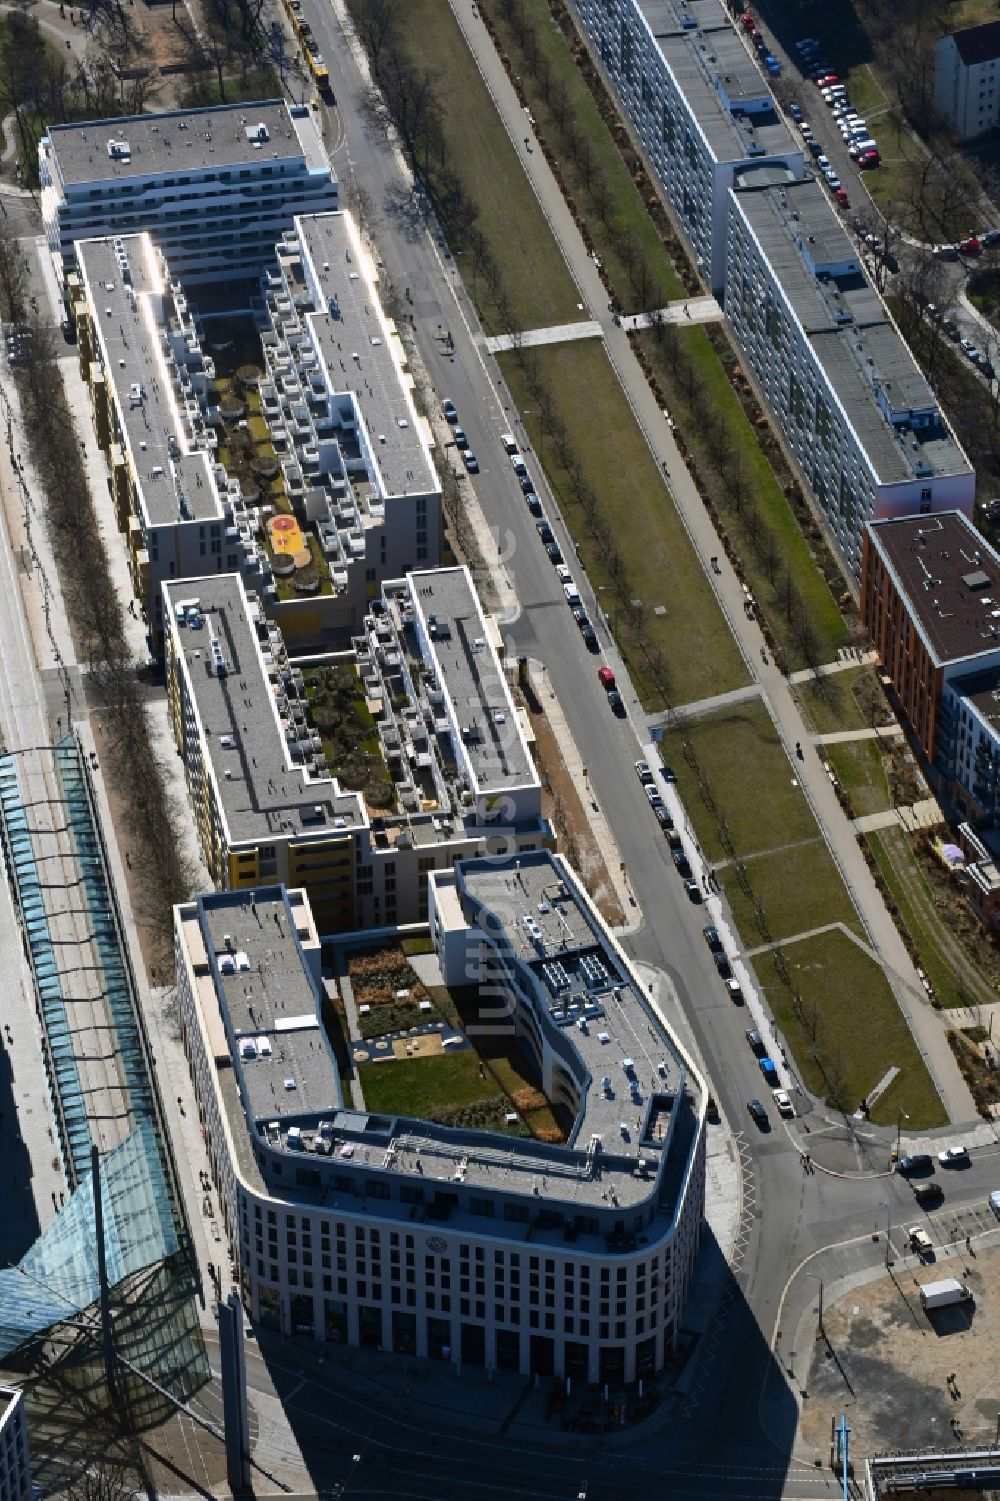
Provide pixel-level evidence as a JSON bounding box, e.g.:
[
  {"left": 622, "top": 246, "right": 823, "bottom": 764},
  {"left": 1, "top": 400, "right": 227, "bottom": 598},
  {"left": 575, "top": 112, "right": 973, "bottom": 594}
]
[{"left": 0, "top": 1121, "right": 178, "bottom": 1359}]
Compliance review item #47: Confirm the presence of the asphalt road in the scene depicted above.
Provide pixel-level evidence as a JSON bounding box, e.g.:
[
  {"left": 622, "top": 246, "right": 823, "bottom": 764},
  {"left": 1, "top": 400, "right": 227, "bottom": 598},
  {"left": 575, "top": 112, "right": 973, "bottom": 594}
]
[{"left": 227, "top": 3, "right": 1000, "bottom": 1491}]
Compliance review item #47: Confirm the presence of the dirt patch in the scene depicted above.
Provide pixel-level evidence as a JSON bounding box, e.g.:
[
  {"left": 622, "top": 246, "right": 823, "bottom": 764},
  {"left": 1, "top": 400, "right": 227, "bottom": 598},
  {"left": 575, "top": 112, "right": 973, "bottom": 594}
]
[
  {"left": 800, "top": 1244, "right": 1000, "bottom": 1457},
  {"left": 526, "top": 705, "right": 625, "bottom": 927},
  {"left": 391, "top": 1032, "right": 446, "bottom": 1059}
]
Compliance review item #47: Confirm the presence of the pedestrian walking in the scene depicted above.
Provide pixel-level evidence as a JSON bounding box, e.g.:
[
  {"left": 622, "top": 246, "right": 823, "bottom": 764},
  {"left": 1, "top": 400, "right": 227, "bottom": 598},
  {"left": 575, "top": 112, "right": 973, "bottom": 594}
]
[{"left": 684, "top": 302, "right": 691, "bottom": 318}]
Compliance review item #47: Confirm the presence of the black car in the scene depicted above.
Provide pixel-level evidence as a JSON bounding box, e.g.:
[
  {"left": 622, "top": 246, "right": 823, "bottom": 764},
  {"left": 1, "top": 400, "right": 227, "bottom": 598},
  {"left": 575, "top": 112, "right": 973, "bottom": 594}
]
[
  {"left": 581, "top": 622, "right": 598, "bottom": 650},
  {"left": 520, "top": 474, "right": 535, "bottom": 494},
  {"left": 702, "top": 924, "right": 722, "bottom": 950},
  {"left": 536, "top": 519, "right": 553, "bottom": 543},
  {"left": 713, "top": 949, "right": 731, "bottom": 978},
  {"left": 745, "top": 1027, "right": 766, "bottom": 1056},
  {"left": 667, "top": 832, "right": 684, "bottom": 852},
  {"left": 914, "top": 1181, "right": 943, "bottom": 1205},
  {"left": 654, "top": 805, "right": 673, "bottom": 830},
  {"left": 672, "top": 849, "right": 692, "bottom": 878},
  {"left": 525, "top": 492, "right": 542, "bottom": 514},
  {"left": 453, "top": 427, "right": 469, "bottom": 450},
  {"left": 896, "top": 1153, "right": 933, "bottom": 1175},
  {"left": 545, "top": 540, "right": 563, "bottom": 564},
  {"left": 660, "top": 764, "right": 677, "bottom": 783},
  {"left": 747, "top": 1099, "right": 769, "bottom": 1129},
  {"left": 607, "top": 688, "right": 625, "bottom": 716}
]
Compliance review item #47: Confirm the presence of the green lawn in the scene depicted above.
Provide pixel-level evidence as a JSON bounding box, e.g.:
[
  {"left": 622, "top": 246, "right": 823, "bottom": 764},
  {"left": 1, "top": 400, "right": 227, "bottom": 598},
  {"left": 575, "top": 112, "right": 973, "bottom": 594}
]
[
  {"left": 636, "top": 326, "right": 850, "bottom": 672},
  {"left": 660, "top": 703, "right": 816, "bottom": 861},
  {"left": 385, "top": 0, "right": 582, "bottom": 333},
  {"left": 770, "top": 929, "right": 946, "bottom": 1127},
  {"left": 797, "top": 667, "right": 885, "bottom": 735},
  {"left": 360, "top": 1051, "right": 495, "bottom": 1117},
  {"left": 498, "top": 341, "right": 747, "bottom": 708},
  {"left": 867, "top": 828, "right": 986, "bottom": 1010},
  {"left": 826, "top": 739, "right": 892, "bottom": 818},
  {"left": 721, "top": 840, "right": 862, "bottom": 946},
  {"left": 479, "top": 0, "right": 683, "bottom": 313}
]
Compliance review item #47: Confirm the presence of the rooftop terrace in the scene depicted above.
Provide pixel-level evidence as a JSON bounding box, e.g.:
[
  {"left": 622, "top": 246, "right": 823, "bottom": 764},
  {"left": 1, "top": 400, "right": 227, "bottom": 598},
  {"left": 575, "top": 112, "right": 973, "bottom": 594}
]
[{"left": 165, "top": 574, "right": 365, "bottom": 846}]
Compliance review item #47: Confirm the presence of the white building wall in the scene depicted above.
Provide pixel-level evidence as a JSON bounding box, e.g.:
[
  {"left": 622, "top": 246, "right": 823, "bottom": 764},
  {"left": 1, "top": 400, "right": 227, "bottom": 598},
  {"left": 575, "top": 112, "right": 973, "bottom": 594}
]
[
  {"left": 0, "top": 1389, "right": 31, "bottom": 1501},
  {"left": 934, "top": 34, "right": 1000, "bottom": 140}
]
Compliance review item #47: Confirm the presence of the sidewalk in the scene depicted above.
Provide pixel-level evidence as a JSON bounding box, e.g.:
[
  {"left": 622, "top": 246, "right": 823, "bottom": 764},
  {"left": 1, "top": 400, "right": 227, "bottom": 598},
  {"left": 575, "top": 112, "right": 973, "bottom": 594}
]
[
  {"left": 448, "top": 0, "right": 975, "bottom": 1122},
  {"left": 854, "top": 797, "right": 944, "bottom": 834}
]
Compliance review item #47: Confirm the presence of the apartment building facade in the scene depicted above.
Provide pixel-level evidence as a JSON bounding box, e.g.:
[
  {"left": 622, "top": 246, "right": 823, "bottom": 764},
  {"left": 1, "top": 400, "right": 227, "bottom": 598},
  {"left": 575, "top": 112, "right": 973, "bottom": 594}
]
[
  {"left": 568, "top": 0, "right": 803, "bottom": 292},
  {"left": 726, "top": 178, "right": 975, "bottom": 577},
  {"left": 863, "top": 512, "right": 1000, "bottom": 826},
  {"left": 174, "top": 862, "right": 706, "bottom": 1384},
  {"left": 164, "top": 568, "right": 548, "bottom": 933},
  {"left": 934, "top": 21, "right": 1000, "bottom": 141},
  {"left": 0, "top": 1389, "right": 30, "bottom": 1501},
  {"left": 40, "top": 101, "right": 337, "bottom": 292}
]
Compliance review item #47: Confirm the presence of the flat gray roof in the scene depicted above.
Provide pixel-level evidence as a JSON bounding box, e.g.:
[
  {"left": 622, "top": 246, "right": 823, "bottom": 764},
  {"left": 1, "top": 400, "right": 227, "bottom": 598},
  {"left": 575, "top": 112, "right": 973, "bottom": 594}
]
[
  {"left": 295, "top": 213, "right": 437, "bottom": 501},
  {"left": 77, "top": 235, "right": 222, "bottom": 526},
  {"left": 867, "top": 513, "right": 1000, "bottom": 665},
  {"left": 659, "top": 32, "right": 797, "bottom": 163},
  {"left": 406, "top": 568, "right": 535, "bottom": 792},
  {"left": 733, "top": 179, "right": 969, "bottom": 484},
  {"left": 183, "top": 858, "right": 702, "bottom": 1217},
  {"left": 165, "top": 574, "right": 365, "bottom": 846},
  {"left": 46, "top": 101, "right": 322, "bottom": 187},
  {"left": 201, "top": 890, "right": 341, "bottom": 1126}
]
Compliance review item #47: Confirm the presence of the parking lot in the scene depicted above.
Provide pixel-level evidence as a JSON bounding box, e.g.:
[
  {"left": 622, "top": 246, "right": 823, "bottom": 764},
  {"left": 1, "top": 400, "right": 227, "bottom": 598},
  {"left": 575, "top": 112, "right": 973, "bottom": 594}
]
[{"left": 800, "top": 1226, "right": 1000, "bottom": 1457}]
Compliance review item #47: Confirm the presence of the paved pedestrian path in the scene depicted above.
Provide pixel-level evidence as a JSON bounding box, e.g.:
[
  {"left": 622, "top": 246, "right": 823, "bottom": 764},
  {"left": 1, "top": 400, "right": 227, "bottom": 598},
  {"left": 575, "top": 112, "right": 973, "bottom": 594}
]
[
  {"left": 485, "top": 319, "right": 602, "bottom": 353},
  {"left": 854, "top": 797, "right": 944, "bottom": 834},
  {"left": 816, "top": 725, "right": 904, "bottom": 745},
  {"left": 619, "top": 296, "right": 721, "bottom": 330},
  {"left": 787, "top": 649, "right": 878, "bottom": 685},
  {"left": 448, "top": 0, "right": 975, "bottom": 1120},
  {"left": 652, "top": 680, "right": 762, "bottom": 725}
]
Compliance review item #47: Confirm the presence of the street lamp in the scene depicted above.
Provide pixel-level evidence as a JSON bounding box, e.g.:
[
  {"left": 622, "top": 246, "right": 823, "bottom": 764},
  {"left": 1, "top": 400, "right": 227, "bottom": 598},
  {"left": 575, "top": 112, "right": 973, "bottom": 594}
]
[
  {"left": 804, "top": 1270, "right": 824, "bottom": 1337},
  {"left": 895, "top": 1109, "right": 909, "bottom": 1164},
  {"left": 881, "top": 1199, "right": 894, "bottom": 1267}
]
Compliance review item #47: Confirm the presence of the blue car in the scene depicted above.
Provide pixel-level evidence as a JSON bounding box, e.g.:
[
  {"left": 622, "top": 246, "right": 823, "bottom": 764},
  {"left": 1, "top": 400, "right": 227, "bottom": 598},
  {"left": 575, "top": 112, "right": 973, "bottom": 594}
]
[
  {"left": 765, "top": 55, "right": 781, "bottom": 75},
  {"left": 759, "top": 1056, "right": 779, "bottom": 1084}
]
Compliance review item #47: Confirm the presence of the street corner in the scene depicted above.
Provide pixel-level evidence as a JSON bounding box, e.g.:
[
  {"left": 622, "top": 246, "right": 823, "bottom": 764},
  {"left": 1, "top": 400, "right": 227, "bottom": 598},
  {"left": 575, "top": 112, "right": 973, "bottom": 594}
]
[{"left": 799, "top": 1244, "right": 1000, "bottom": 1459}]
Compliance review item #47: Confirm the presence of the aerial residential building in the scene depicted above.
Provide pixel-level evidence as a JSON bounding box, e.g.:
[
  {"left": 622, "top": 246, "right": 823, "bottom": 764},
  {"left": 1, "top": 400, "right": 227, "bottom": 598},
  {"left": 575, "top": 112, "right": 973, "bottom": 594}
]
[
  {"left": 40, "top": 100, "right": 337, "bottom": 292},
  {"left": 862, "top": 512, "right": 1000, "bottom": 827},
  {"left": 254, "top": 210, "right": 442, "bottom": 640},
  {"left": 73, "top": 232, "right": 266, "bottom": 648},
  {"left": 174, "top": 856, "right": 707, "bottom": 1382},
  {"left": 934, "top": 21, "right": 1000, "bottom": 141},
  {"left": 0, "top": 1388, "right": 30, "bottom": 1501},
  {"left": 164, "top": 567, "right": 547, "bottom": 932},
  {"left": 567, "top": 0, "right": 804, "bottom": 292},
  {"left": 726, "top": 178, "right": 975, "bottom": 577}
]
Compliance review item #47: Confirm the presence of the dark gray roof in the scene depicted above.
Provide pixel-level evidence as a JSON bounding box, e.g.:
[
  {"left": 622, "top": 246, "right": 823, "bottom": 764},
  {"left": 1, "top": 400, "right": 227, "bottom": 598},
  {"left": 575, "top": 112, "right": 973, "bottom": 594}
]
[
  {"left": 867, "top": 512, "right": 1000, "bottom": 666},
  {"left": 952, "top": 20, "right": 1000, "bottom": 67}
]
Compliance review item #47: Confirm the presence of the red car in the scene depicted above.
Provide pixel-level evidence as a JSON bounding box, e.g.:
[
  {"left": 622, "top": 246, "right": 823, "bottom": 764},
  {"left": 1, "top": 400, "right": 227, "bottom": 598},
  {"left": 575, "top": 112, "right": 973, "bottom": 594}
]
[
  {"left": 740, "top": 10, "right": 755, "bottom": 28},
  {"left": 858, "top": 151, "right": 880, "bottom": 169},
  {"left": 959, "top": 236, "right": 981, "bottom": 256},
  {"left": 816, "top": 73, "right": 838, "bottom": 87},
  {"left": 835, "top": 188, "right": 849, "bottom": 207},
  {"left": 597, "top": 665, "right": 617, "bottom": 690}
]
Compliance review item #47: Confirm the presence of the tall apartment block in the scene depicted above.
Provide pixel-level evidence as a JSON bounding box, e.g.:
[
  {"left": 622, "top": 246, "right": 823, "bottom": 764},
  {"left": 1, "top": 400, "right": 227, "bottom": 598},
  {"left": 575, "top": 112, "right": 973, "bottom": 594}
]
[
  {"left": 163, "top": 567, "right": 548, "bottom": 931},
  {"left": 568, "top": 0, "right": 803, "bottom": 292},
  {"left": 725, "top": 178, "right": 974, "bottom": 577},
  {"left": 174, "top": 856, "right": 706, "bottom": 1382},
  {"left": 40, "top": 101, "right": 337, "bottom": 291},
  {"left": 73, "top": 209, "right": 441, "bottom": 651}
]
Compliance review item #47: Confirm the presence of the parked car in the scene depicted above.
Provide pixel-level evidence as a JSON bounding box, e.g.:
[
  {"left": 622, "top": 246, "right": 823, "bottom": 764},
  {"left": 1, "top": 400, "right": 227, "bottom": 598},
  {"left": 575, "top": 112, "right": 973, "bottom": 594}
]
[
  {"left": 684, "top": 880, "right": 703, "bottom": 902},
  {"left": 702, "top": 924, "right": 722, "bottom": 949},
  {"left": 983, "top": 229, "right": 1000, "bottom": 247},
  {"left": 654, "top": 804, "right": 673, "bottom": 829},
  {"left": 789, "top": 103, "right": 804, "bottom": 122},
  {"left": 938, "top": 1145, "right": 970, "bottom": 1166},
  {"left": 835, "top": 188, "right": 849, "bottom": 207},
  {"left": 659, "top": 763, "right": 677, "bottom": 783},
  {"left": 672, "top": 849, "right": 692, "bottom": 878},
  {"left": 500, "top": 432, "right": 518, "bottom": 454},
  {"left": 914, "top": 1181, "right": 943, "bottom": 1205},
  {"left": 747, "top": 1098, "right": 769, "bottom": 1129},
  {"left": 442, "top": 398, "right": 458, "bottom": 423},
  {"left": 597, "top": 665, "right": 616, "bottom": 690},
  {"left": 635, "top": 760, "right": 654, "bottom": 783},
  {"left": 462, "top": 451, "right": 479, "bottom": 473},
  {"left": 773, "top": 1089, "right": 794, "bottom": 1117},
  {"left": 943, "top": 320, "right": 961, "bottom": 340},
  {"left": 989, "top": 1189, "right": 1000, "bottom": 1215},
  {"left": 644, "top": 783, "right": 664, "bottom": 809},
  {"left": 519, "top": 474, "right": 535, "bottom": 494},
  {"left": 607, "top": 688, "right": 625, "bottom": 716},
  {"left": 896, "top": 1153, "right": 933, "bottom": 1175},
  {"left": 745, "top": 1028, "right": 766, "bottom": 1055},
  {"left": 713, "top": 950, "right": 731, "bottom": 977},
  {"left": 580, "top": 621, "right": 598, "bottom": 649},
  {"left": 453, "top": 427, "right": 469, "bottom": 450},
  {"left": 510, "top": 452, "right": 527, "bottom": 475},
  {"left": 759, "top": 1056, "right": 779, "bottom": 1084},
  {"left": 726, "top": 978, "right": 743, "bottom": 1003},
  {"left": 765, "top": 55, "right": 781, "bottom": 75},
  {"left": 545, "top": 540, "right": 563, "bottom": 564},
  {"left": 817, "top": 154, "right": 830, "bottom": 171},
  {"left": 959, "top": 236, "right": 982, "bottom": 256},
  {"left": 525, "top": 491, "right": 542, "bottom": 515},
  {"left": 536, "top": 518, "right": 553, "bottom": 543},
  {"left": 908, "top": 1226, "right": 933, "bottom": 1254}
]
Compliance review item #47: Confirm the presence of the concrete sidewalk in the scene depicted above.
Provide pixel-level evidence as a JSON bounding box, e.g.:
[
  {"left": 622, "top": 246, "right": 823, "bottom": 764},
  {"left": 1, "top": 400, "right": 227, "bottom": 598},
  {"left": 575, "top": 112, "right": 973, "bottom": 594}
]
[{"left": 448, "top": 0, "right": 975, "bottom": 1121}]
